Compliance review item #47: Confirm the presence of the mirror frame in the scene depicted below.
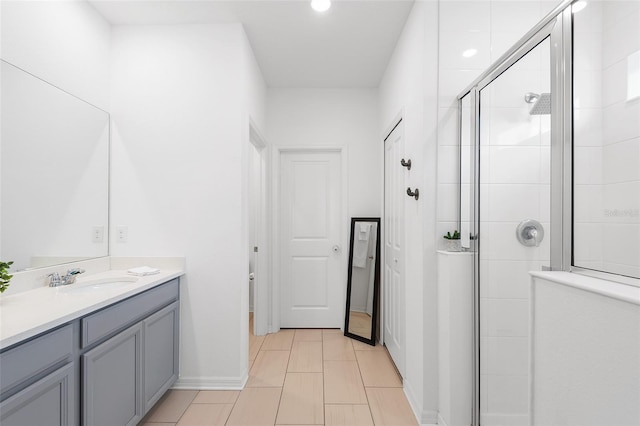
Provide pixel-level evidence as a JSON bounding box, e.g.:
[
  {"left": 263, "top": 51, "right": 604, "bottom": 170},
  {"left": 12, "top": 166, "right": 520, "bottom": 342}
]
[{"left": 344, "top": 217, "right": 381, "bottom": 346}]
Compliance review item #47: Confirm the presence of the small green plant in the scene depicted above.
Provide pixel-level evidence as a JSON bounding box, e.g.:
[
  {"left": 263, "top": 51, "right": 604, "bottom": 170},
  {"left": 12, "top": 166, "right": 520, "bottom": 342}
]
[
  {"left": 1, "top": 261, "right": 14, "bottom": 293},
  {"left": 443, "top": 230, "right": 460, "bottom": 240}
]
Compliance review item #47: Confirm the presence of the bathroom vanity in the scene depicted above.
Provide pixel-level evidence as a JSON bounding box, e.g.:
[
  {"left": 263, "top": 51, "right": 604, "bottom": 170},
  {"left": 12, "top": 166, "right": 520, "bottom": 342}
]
[{"left": 0, "top": 271, "right": 182, "bottom": 426}]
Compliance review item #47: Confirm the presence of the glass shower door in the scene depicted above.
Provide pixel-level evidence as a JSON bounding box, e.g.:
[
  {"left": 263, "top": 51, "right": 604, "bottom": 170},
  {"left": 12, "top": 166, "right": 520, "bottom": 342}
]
[{"left": 477, "top": 36, "right": 551, "bottom": 426}]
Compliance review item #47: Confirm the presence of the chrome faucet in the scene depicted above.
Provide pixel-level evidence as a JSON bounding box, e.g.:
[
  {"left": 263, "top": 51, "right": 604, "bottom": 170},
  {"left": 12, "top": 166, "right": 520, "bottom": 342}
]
[{"left": 48, "top": 268, "right": 85, "bottom": 287}]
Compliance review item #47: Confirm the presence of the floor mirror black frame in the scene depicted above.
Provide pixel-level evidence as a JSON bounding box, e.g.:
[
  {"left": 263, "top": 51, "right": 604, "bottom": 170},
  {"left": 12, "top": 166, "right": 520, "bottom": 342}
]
[{"left": 344, "top": 217, "right": 380, "bottom": 346}]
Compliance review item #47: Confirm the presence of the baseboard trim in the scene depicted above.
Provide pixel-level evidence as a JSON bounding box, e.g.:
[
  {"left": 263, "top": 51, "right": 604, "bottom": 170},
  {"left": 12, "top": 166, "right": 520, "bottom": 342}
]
[
  {"left": 437, "top": 413, "right": 449, "bottom": 426},
  {"left": 402, "top": 380, "right": 438, "bottom": 425},
  {"left": 173, "top": 375, "right": 247, "bottom": 390}
]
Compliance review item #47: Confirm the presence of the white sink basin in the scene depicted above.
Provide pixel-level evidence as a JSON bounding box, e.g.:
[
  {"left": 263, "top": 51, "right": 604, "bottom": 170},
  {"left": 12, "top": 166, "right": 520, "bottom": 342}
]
[{"left": 58, "top": 276, "right": 139, "bottom": 294}]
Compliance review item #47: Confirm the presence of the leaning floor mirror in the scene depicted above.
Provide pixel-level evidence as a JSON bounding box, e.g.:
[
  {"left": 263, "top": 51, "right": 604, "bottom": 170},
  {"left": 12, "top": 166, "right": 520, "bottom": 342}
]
[{"left": 344, "top": 217, "right": 380, "bottom": 346}]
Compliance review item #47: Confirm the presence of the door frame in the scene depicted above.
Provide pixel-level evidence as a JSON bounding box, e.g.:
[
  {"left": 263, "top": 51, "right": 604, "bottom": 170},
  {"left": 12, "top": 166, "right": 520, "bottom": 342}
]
[
  {"left": 249, "top": 120, "right": 269, "bottom": 336},
  {"left": 381, "top": 111, "right": 404, "bottom": 352},
  {"left": 272, "top": 146, "right": 349, "bottom": 332}
]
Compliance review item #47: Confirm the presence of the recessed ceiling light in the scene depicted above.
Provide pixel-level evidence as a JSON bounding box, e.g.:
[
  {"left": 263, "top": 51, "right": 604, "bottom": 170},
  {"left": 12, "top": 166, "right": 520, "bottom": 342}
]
[
  {"left": 311, "top": 0, "right": 331, "bottom": 12},
  {"left": 572, "top": 1, "right": 587, "bottom": 13},
  {"left": 462, "top": 49, "right": 478, "bottom": 58}
]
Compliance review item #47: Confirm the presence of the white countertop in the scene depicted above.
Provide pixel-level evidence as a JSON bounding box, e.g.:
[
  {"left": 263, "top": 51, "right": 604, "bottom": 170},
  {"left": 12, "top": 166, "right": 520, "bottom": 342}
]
[
  {"left": 531, "top": 271, "right": 640, "bottom": 306},
  {"left": 0, "top": 269, "right": 184, "bottom": 349}
]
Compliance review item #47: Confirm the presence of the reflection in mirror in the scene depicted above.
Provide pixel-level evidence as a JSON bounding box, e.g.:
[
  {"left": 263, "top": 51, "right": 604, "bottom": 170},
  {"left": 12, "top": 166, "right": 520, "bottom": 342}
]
[
  {"left": 344, "top": 218, "right": 380, "bottom": 345},
  {"left": 0, "top": 60, "right": 110, "bottom": 272}
]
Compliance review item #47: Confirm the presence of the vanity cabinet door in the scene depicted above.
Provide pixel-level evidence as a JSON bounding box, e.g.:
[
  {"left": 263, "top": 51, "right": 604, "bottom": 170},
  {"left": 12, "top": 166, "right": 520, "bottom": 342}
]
[
  {"left": 0, "top": 362, "right": 75, "bottom": 426},
  {"left": 82, "top": 323, "right": 142, "bottom": 426},
  {"left": 143, "top": 301, "right": 179, "bottom": 412}
]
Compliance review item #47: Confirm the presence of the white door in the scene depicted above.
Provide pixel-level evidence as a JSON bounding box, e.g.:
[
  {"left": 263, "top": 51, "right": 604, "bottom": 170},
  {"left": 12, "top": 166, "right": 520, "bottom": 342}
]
[
  {"left": 383, "top": 121, "right": 405, "bottom": 376},
  {"left": 280, "top": 150, "right": 342, "bottom": 328}
]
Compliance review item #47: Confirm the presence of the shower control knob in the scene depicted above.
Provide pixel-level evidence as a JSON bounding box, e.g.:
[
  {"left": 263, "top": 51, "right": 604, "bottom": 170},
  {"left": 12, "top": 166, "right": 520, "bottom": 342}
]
[{"left": 516, "top": 219, "right": 544, "bottom": 247}]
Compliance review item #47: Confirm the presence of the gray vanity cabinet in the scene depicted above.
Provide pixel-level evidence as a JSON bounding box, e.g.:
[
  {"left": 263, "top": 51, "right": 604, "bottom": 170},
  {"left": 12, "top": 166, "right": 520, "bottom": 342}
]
[
  {"left": 0, "top": 362, "right": 74, "bottom": 426},
  {"left": 143, "top": 301, "right": 179, "bottom": 412},
  {"left": 82, "top": 323, "right": 143, "bottom": 426},
  {"left": 0, "top": 278, "right": 180, "bottom": 426}
]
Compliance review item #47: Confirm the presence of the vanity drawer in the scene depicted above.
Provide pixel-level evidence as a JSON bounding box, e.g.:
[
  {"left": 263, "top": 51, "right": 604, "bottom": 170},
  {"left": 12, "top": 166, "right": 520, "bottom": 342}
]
[
  {"left": 0, "top": 324, "right": 73, "bottom": 396},
  {"left": 81, "top": 279, "right": 179, "bottom": 349}
]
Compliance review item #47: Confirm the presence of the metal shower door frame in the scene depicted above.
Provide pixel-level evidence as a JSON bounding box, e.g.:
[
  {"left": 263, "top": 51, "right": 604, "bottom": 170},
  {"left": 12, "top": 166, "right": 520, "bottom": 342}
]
[{"left": 457, "top": 2, "right": 575, "bottom": 425}]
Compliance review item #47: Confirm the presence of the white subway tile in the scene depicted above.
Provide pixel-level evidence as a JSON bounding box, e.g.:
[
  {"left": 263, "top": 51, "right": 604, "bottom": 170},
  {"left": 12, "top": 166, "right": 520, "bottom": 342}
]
[
  {"left": 602, "top": 9, "right": 640, "bottom": 67},
  {"left": 574, "top": 223, "right": 605, "bottom": 262},
  {"left": 574, "top": 69, "right": 603, "bottom": 109},
  {"left": 603, "top": 0, "right": 640, "bottom": 31},
  {"left": 603, "top": 60, "right": 630, "bottom": 107},
  {"left": 573, "top": 184, "right": 604, "bottom": 223},
  {"left": 602, "top": 138, "right": 640, "bottom": 184},
  {"left": 602, "top": 223, "right": 640, "bottom": 267},
  {"left": 574, "top": 146, "right": 603, "bottom": 185},
  {"left": 487, "top": 375, "right": 530, "bottom": 415},
  {"left": 491, "top": 1, "right": 541, "bottom": 35},
  {"left": 485, "top": 260, "right": 539, "bottom": 299},
  {"left": 438, "top": 107, "right": 459, "bottom": 146},
  {"left": 487, "top": 146, "right": 541, "bottom": 184},
  {"left": 486, "top": 184, "right": 541, "bottom": 222},
  {"left": 481, "top": 336, "right": 529, "bottom": 375},
  {"left": 485, "top": 299, "right": 530, "bottom": 337},
  {"left": 440, "top": 1, "right": 491, "bottom": 33},
  {"left": 437, "top": 145, "right": 461, "bottom": 184},
  {"left": 437, "top": 183, "right": 459, "bottom": 222},
  {"left": 603, "top": 101, "right": 640, "bottom": 145},
  {"left": 574, "top": 108, "right": 603, "bottom": 147},
  {"left": 603, "top": 181, "right": 640, "bottom": 224},
  {"left": 440, "top": 31, "right": 491, "bottom": 70}
]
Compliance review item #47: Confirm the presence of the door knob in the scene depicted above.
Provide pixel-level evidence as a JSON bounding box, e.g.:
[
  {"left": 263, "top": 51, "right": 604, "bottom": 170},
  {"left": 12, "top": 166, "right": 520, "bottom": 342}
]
[{"left": 332, "top": 245, "right": 340, "bottom": 253}]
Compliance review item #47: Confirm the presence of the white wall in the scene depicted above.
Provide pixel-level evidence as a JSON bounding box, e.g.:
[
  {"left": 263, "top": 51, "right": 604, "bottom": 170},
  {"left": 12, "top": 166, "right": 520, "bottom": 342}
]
[
  {"left": 110, "top": 23, "right": 266, "bottom": 388},
  {"left": 267, "top": 88, "right": 381, "bottom": 218},
  {"left": 378, "top": 1, "right": 439, "bottom": 422},
  {"left": 531, "top": 273, "right": 640, "bottom": 425},
  {"left": 0, "top": 0, "right": 111, "bottom": 110}
]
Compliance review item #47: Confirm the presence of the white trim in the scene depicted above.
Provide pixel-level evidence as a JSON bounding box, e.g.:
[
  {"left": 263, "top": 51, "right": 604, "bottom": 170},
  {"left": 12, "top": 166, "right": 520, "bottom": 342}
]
[
  {"left": 404, "top": 380, "right": 438, "bottom": 426},
  {"left": 530, "top": 271, "right": 640, "bottom": 306},
  {"left": 272, "top": 146, "right": 348, "bottom": 331},
  {"left": 172, "top": 374, "right": 248, "bottom": 390},
  {"left": 249, "top": 120, "right": 270, "bottom": 337}
]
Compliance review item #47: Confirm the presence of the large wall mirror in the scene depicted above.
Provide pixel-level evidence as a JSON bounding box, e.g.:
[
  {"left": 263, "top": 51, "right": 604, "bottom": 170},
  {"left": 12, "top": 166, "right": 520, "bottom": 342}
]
[
  {"left": 0, "top": 60, "right": 110, "bottom": 272},
  {"left": 344, "top": 217, "right": 380, "bottom": 346}
]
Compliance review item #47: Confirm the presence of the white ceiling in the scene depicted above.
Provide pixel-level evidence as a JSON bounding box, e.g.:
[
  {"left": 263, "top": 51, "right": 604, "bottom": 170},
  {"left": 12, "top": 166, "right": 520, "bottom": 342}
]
[{"left": 89, "top": 0, "right": 415, "bottom": 88}]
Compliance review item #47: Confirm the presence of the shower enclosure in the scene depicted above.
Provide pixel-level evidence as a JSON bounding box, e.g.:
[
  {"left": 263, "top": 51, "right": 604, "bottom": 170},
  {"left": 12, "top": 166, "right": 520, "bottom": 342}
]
[{"left": 459, "top": 0, "right": 640, "bottom": 425}]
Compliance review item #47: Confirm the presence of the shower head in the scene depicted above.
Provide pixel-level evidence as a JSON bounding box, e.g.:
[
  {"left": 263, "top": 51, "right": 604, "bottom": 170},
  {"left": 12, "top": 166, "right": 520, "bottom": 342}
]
[{"left": 524, "top": 92, "right": 551, "bottom": 115}]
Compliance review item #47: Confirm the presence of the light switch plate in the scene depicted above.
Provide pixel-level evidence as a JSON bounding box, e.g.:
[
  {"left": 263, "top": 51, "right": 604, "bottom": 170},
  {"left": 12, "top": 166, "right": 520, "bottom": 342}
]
[
  {"left": 116, "top": 226, "right": 128, "bottom": 243},
  {"left": 92, "top": 226, "right": 104, "bottom": 243}
]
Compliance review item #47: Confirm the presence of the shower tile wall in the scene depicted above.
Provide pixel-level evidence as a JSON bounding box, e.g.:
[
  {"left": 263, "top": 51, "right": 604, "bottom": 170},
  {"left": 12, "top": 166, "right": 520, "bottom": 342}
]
[
  {"left": 436, "top": 2, "right": 559, "bottom": 425},
  {"left": 436, "top": 0, "right": 560, "bottom": 244},
  {"left": 574, "top": 0, "right": 640, "bottom": 278}
]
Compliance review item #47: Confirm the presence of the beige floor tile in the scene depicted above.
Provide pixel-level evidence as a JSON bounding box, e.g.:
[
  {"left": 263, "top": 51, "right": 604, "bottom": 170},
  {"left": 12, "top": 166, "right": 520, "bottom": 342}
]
[
  {"left": 294, "top": 329, "right": 323, "bottom": 341},
  {"left": 355, "top": 351, "right": 402, "bottom": 387},
  {"left": 143, "top": 390, "right": 198, "bottom": 423},
  {"left": 324, "top": 404, "right": 374, "bottom": 426},
  {"left": 247, "top": 350, "right": 290, "bottom": 387},
  {"left": 288, "top": 341, "right": 323, "bottom": 372},
  {"left": 250, "top": 334, "right": 265, "bottom": 360},
  {"left": 276, "top": 373, "right": 324, "bottom": 425},
  {"left": 226, "top": 387, "right": 282, "bottom": 426},
  {"left": 366, "top": 388, "right": 418, "bottom": 426},
  {"left": 140, "top": 423, "right": 176, "bottom": 426},
  {"left": 323, "top": 333, "right": 356, "bottom": 361},
  {"left": 323, "top": 360, "right": 368, "bottom": 404},
  {"left": 176, "top": 404, "right": 233, "bottom": 426},
  {"left": 192, "top": 390, "right": 240, "bottom": 404},
  {"left": 322, "top": 328, "right": 342, "bottom": 335},
  {"left": 261, "top": 329, "right": 295, "bottom": 350},
  {"left": 351, "top": 339, "right": 384, "bottom": 351}
]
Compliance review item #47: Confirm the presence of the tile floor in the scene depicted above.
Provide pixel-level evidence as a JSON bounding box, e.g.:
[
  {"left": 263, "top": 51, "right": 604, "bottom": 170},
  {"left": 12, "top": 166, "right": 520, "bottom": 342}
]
[{"left": 140, "top": 320, "right": 417, "bottom": 426}]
